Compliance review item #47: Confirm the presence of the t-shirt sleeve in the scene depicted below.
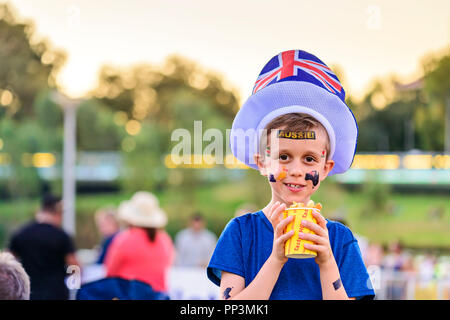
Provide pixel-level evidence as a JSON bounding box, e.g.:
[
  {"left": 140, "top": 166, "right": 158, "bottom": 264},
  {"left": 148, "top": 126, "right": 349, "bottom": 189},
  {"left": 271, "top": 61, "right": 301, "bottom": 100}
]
[
  {"left": 207, "top": 218, "right": 244, "bottom": 287},
  {"left": 334, "top": 225, "right": 375, "bottom": 300}
]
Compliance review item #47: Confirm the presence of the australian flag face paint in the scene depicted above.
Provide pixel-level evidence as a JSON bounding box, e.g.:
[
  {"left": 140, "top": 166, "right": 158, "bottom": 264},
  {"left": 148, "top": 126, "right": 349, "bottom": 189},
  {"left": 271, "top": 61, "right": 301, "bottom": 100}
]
[{"left": 305, "top": 170, "right": 319, "bottom": 188}]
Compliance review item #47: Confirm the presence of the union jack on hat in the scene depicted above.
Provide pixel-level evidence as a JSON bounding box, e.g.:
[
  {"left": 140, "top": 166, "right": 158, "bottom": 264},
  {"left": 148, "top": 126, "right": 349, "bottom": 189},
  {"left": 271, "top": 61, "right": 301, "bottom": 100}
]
[{"left": 229, "top": 49, "right": 358, "bottom": 175}]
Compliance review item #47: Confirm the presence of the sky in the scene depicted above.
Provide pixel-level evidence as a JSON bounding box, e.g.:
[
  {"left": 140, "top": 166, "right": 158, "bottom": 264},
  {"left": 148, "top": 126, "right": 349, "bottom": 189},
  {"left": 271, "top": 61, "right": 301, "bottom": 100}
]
[{"left": 5, "top": 0, "right": 450, "bottom": 101}]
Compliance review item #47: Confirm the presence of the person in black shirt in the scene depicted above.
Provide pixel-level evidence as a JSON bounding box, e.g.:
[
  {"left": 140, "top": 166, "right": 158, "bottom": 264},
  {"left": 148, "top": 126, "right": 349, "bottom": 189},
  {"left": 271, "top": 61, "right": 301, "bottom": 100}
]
[{"left": 9, "top": 194, "right": 79, "bottom": 300}]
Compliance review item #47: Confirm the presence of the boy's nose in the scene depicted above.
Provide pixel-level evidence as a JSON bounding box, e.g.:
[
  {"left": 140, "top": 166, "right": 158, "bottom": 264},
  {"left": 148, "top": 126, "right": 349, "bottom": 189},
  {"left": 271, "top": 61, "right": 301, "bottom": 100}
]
[{"left": 287, "top": 161, "right": 304, "bottom": 178}]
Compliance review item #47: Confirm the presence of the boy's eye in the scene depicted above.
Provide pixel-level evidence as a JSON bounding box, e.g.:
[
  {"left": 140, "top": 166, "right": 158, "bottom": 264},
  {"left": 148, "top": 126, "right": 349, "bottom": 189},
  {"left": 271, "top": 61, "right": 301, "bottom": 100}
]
[
  {"left": 279, "top": 154, "right": 289, "bottom": 161},
  {"left": 305, "top": 156, "right": 316, "bottom": 163}
]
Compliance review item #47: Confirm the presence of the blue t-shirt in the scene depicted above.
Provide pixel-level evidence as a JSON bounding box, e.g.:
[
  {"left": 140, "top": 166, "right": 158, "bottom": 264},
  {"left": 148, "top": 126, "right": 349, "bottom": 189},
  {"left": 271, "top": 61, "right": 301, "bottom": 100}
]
[{"left": 207, "top": 211, "right": 375, "bottom": 300}]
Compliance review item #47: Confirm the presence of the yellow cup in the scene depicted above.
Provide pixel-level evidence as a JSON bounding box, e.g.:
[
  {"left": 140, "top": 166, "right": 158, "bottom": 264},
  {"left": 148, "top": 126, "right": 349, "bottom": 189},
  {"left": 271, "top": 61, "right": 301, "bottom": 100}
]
[{"left": 283, "top": 207, "right": 318, "bottom": 259}]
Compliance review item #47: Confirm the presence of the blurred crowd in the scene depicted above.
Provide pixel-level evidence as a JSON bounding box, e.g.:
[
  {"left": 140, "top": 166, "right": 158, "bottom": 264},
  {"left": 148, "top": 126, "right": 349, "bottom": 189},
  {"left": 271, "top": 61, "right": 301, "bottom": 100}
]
[
  {"left": 364, "top": 241, "right": 448, "bottom": 280},
  {"left": 357, "top": 236, "right": 449, "bottom": 300},
  {"left": 0, "top": 193, "right": 448, "bottom": 300},
  {"left": 0, "top": 192, "right": 218, "bottom": 300}
]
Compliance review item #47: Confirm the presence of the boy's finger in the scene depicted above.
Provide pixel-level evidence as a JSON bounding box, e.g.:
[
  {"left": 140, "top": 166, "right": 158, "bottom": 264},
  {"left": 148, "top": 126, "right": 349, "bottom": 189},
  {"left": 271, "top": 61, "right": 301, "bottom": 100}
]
[
  {"left": 303, "top": 242, "right": 325, "bottom": 252},
  {"left": 277, "top": 230, "right": 294, "bottom": 244},
  {"left": 275, "top": 202, "right": 286, "bottom": 216},
  {"left": 301, "top": 219, "right": 327, "bottom": 237},
  {"left": 298, "top": 232, "right": 326, "bottom": 246},
  {"left": 311, "top": 210, "right": 327, "bottom": 228},
  {"left": 268, "top": 201, "right": 281, "bottom": 219},
  {"left": 271, "top": 202, "right": 286, "bottom": 224},
  {"left": 275, "top": 215, "right": 292, "bottom": 237}
]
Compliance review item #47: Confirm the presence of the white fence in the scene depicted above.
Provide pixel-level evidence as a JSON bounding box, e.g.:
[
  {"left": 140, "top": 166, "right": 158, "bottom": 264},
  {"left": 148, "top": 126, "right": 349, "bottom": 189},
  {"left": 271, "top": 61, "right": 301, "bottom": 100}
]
[{"left": 370, "top": 268, "right": 450, "bottom": 300}]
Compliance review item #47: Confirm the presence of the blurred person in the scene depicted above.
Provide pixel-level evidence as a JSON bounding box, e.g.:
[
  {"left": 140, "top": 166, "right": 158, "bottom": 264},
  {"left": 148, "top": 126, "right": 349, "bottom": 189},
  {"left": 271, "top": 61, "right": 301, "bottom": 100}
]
[
  {"left": 365, "top": 242, "right": 385, "bottom": 267},
  {"left": 174, "top": 213, "right": 217, "bottom": 268},
  {"left": 0, "top": 251, "right": 30, "bottom": 300},
  {"left": 417, "top": 253, "right": 437, "bottom": 283},
  {"left": 435, "top": 256, "right": 449, "bottom": 279},
  {"left": 382, "top": 240, "right": 413, "bottom": 299},
  {"left": 8, "top": 194, "right": 79, "bottom": 300},
  {"left": 382, "top": 240, "right": 413, "bottom": 272},
  {"left": 94, "top": 206, "right": 120, "bottom": 264},
  {"left": 104, "top": 191, "right": 174, "bottom": 295}
]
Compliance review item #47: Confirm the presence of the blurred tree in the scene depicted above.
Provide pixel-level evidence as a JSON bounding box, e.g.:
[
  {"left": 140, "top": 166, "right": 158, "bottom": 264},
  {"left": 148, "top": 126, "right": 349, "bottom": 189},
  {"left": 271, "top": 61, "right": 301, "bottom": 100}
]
[
  {"left": 0, "top": 3, "right": 65, "bottom": 119},
  {"left": 421, "top": 50, "right": 450, "bottom": 151},
  {"left": 34, "top": 88, "right": 63, "bottom": 129},
  {"left": 93, "top": 55, "right": 239, "bottom": 124},
  {"left": 0, "top": 116, "right": 56, "bottom": 198},
  {"left": 92, "top": 55, "right": 240, "bottom": 193},
  {"left": 356, "top": 49, "right": 449, "bottom": 152},
  {"left": 76, "top": 99, "right": 122, "bottom": 151},
  {"left": 423, "top": 51, "right": 450, "bottom": 100},
  {"left": 357, "top": 81, "right": 420, "bottom": 152}
]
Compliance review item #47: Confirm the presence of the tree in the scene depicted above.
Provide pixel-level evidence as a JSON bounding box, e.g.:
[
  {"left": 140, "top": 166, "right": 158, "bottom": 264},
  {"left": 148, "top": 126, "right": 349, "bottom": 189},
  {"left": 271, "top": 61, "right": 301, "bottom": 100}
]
[
  {"left": 355, "top": 49, "right": 450, "bottom": 152},
  {"left": 0, "top": 3, "right": 65, "bottom": 119},
  {"left": 91, "top": 56, "right": 240, "bottom": 193},
  {"left": 92, "top": 55, "right": 239, "bottom": 124},
  {"left": 420, "top": 50, "right": 450, "bottom": 151},
  {"left": 423, "top": 51, "right": 450, "bottom": 100},
  {"left": 76, "top": 100, "right": 122, "bottom": 151}
]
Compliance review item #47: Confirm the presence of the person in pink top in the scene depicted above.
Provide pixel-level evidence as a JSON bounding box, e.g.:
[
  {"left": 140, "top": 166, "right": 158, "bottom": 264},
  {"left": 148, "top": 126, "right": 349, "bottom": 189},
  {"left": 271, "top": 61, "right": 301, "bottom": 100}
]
[{"left": 105, "top": 191, "right": 174, "bottom": 293}]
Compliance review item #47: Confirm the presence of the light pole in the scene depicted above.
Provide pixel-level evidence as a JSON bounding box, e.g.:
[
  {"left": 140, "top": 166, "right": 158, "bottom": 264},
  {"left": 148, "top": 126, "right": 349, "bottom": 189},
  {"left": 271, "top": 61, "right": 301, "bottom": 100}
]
[
  {"left": 51, "top": 91, "right": 82, "bottom": 236},
  {"left": 446, "top": 96, "right": 450, "bottom": 153}
]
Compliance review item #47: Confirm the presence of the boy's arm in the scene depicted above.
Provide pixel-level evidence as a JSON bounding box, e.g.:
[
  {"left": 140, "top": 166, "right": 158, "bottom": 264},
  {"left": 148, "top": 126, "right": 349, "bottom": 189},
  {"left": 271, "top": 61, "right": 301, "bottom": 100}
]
[
  {"left": 220, "top": 201, "right": 294, "bottom": 300},
  {"left": 220, "top": 255, "right": 285, "bottom": 300},
  {"left": 300, "top": 210, "right": 353, "bottom": 300},
  {"left": 318, "top": 258, "right": 354, "bottom": 299}
]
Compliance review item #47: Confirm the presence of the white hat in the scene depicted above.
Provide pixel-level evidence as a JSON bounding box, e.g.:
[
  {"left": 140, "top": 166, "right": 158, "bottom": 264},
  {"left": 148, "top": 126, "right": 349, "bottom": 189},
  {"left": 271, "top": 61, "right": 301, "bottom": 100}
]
[{"left": 118, "top": 191, "right": 167, "bottom": 228}]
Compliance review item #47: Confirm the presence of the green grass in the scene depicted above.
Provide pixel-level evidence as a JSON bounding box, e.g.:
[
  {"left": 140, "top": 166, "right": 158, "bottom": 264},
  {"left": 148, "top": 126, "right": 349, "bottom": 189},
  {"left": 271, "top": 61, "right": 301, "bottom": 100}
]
[{"left": 1, "top": 179, "right": 449, "bottom": 251}]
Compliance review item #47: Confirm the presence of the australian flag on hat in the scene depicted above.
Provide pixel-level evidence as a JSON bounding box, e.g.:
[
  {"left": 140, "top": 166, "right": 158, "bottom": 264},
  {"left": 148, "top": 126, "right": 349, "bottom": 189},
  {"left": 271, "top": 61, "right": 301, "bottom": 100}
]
[{"left": 252, "top": 50, "right": 345, "bottom": 102}]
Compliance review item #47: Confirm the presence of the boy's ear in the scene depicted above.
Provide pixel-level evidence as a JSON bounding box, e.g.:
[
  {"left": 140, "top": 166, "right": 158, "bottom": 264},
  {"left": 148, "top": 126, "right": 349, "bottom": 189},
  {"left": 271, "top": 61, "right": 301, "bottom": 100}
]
[
  {"left": 321, "top": 159, "right": 335, "bottom": 180},
  {"left": 254, "top": 153, "right": 268, "bottom": 176}
]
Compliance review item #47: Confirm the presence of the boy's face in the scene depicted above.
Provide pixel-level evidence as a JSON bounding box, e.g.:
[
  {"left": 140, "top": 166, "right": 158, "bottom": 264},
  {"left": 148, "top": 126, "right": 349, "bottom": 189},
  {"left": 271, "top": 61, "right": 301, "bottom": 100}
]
[{"left": 255, "top": 125, "right": 334, "bottom": 206}]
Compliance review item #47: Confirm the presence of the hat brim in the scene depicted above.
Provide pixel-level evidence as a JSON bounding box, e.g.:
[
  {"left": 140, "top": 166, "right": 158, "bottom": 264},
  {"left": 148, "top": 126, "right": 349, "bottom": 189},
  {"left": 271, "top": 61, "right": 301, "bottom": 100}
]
[
  {"left": 118, "top": 201, "right": 167, "bottom": 228},
  {"left": 229, "top": 81, "right": 358, "bottom": 175}
]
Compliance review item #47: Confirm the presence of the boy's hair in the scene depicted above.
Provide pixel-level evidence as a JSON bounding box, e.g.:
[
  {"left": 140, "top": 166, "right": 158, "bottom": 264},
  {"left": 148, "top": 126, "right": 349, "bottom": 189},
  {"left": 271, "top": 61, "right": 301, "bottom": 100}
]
[{"left": 261, "top": 113, "right": 331, "bottom": 160}]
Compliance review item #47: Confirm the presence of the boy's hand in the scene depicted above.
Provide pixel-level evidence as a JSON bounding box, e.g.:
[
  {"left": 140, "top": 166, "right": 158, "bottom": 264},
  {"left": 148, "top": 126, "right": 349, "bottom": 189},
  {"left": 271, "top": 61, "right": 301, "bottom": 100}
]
[
  {"left": 267, "top": 201, "right": 294, "bottom": 265},
  {"left": 299, "top": 210, "right": 334, "bottom": 268}
]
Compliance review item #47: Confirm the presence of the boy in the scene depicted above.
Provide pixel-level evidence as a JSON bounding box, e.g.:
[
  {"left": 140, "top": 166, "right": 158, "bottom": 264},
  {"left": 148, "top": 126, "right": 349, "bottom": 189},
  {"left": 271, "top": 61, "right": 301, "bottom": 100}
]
[{"left": 207, "top": 50, "right": 375, "bottom": 300}]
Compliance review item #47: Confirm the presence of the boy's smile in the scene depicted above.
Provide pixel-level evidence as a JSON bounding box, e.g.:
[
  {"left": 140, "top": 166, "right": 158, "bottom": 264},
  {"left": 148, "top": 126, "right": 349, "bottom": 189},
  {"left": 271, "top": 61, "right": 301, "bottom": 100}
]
[{"left": 256, "top": 125, "right": 334, "bottom": 206}]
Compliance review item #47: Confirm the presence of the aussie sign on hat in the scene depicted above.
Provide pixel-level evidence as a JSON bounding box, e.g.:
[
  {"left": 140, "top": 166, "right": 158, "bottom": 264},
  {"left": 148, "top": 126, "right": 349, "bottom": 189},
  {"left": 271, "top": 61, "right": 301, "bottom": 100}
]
[{"left": 229, "top": 49, "right": 358, "bottom": 175}]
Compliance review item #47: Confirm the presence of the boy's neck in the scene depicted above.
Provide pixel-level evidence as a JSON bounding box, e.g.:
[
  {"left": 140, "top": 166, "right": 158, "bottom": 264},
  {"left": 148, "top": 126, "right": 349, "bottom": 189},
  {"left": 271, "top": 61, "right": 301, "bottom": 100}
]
[{"left": 262, "top": 196, "right": 310, "bottom": 219}]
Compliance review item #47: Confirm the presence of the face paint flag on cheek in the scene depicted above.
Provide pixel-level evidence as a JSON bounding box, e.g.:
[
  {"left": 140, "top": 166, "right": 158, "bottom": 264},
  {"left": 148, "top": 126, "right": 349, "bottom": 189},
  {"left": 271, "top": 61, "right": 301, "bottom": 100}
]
[
  {"left": 305, "top": 170, "right": 319, "bottom": 188},
  {"left": 268, "top": 166, "right": 288, "bottom": 183},
  {"left": 276, "top": 166, "right": 288, "bottom": 180}
]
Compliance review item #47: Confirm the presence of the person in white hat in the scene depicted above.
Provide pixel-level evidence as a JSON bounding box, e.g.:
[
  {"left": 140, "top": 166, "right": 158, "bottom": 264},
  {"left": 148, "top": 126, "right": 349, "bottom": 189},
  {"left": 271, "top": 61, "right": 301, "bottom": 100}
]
[
  {"left": 207, "top": 50, "right": 375, "bottom": 300},
  {"left": 104, "top": 191, "right": 174, "bottom": 294}
]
